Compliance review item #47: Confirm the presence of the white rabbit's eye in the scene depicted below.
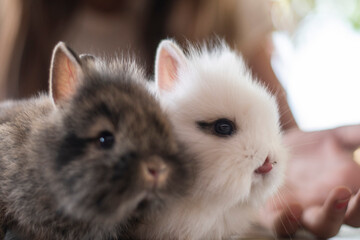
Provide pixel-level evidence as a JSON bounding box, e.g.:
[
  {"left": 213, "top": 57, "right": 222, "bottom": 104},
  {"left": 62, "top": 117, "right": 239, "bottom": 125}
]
[
  {"left": 214, "top": 119, "right": 235, "bottom": 136},
  {"left": 197, "top": 118, "right": 236, "bottom": 137}
]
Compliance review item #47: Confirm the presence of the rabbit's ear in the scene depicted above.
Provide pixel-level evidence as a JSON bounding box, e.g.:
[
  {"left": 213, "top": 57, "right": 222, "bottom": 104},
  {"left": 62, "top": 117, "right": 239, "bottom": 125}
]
[
  {"left": 155, "top": 39, "right": 187, "bottom": 92},
  {"left": 49, "top": 42, "right": 83, "bottom": 105}
]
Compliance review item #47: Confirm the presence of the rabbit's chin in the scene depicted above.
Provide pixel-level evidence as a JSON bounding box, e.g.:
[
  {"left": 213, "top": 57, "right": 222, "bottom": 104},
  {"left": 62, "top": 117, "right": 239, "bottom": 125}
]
[{"left": 192, "top": 154, "right": 285, "bottom": 208}]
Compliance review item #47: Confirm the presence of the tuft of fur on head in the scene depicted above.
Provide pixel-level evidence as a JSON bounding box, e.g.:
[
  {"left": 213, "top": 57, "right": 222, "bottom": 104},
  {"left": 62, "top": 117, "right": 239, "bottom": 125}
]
[{"left": 135, "top": 39, "right": 287, "bottom": 240}]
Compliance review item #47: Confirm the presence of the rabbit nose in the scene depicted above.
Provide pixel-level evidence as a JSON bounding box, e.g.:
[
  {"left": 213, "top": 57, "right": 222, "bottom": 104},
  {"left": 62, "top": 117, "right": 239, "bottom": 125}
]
[
  {"left": 141, "top": 156, "right": 169, "bottom": 187},
  {"left": 255, "top": 157, "right": 273, "bottom": 174}
]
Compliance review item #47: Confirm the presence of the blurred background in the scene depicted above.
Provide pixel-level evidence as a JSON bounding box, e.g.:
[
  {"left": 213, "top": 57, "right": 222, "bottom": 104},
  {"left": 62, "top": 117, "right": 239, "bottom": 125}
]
[
  {"left": 2, "top": 0, "right": 359, "bottom": 132},
  {"left": 0, "top": 0, "right": 360, "bottom": 129},
  {"left": 272, "top": 0, "right": 360, "bottom": 131}
]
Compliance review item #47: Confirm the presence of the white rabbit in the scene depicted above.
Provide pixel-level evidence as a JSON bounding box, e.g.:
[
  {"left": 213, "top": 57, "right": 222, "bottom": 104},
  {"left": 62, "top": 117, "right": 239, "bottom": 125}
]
[{"left": 134, "top": 39, "right": 288, "bottom": 240}]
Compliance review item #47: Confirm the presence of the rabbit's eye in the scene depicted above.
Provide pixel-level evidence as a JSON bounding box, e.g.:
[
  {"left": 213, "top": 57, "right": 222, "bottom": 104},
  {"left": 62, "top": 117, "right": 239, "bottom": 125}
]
[
  {"left": 97, "top": 131, "right": 115, "bottom": 149},
  {"left": 214, "top": 119, "right": 235, "bottom": 136},
  {"left": 197, "top": 118, "right": 236, "bottom": 137}
]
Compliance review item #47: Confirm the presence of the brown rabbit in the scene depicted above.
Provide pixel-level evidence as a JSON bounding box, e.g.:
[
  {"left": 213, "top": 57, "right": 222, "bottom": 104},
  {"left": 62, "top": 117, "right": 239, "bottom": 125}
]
[{"left": 0, "top": 42, "right": 189, "bottom": 240}]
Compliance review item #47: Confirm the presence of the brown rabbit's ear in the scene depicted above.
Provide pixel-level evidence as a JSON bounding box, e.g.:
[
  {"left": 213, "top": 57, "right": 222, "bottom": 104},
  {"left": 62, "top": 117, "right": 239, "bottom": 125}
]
[
  {"left": 155, "top": 39, "right": 187, "bottom": 92},
  {"left": 49, "top": 42, "right": 83, "bottom": 105}
]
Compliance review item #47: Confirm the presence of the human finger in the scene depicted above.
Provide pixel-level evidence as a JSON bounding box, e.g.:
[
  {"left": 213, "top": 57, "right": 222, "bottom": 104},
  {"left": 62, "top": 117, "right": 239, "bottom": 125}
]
[
  {"left": 345, "top": 190, "right": 360, "bottom": 227},
  {"left": 333, "top": 125, "right": 360, "bottom": 150},
  {"left": 301, "top": 187, "right": 351, "bottom": 238}
]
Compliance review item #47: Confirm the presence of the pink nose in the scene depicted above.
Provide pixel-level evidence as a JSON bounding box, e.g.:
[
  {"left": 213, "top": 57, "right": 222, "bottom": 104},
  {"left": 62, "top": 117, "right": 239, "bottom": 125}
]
[
  {"left": 147, "top": 167, "right": 160, "bottom": 178},
  {"left": 255, "top": 157, "right": 273, "bottom": 174}
]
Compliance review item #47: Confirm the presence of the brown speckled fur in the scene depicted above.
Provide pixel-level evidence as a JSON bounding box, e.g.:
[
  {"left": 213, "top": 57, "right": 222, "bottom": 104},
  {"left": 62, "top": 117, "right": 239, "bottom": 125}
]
[{"left": 0, "top": 43, "right": 189, "bottom": 240}]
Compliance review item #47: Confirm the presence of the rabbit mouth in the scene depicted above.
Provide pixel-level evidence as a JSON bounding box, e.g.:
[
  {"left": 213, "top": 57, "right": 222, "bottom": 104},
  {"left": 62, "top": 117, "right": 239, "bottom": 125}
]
[
  {"left": 134, "top": 191, "right": 165, "bottom": 212},
  {"left": 254, "top": 157, "right": 274, "bottom": 174},
  {"left": 135, "top": 198, "right": 152, "bottom": 212}
]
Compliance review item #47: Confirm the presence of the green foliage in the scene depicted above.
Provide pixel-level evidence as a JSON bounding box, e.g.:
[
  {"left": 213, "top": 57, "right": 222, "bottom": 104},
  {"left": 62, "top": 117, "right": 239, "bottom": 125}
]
[
  {"left": 273, "top": 0, "right": 360, "bottom": 31},
  {"left": 348, "top": 0, "right": 360, "bottom": 30}
]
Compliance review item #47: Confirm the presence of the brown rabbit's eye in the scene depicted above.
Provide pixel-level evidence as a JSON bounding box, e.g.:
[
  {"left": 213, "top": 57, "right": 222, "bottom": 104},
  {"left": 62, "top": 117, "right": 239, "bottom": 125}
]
[{"left": 97, "top": 131, "right": 115, "bottom": 149}]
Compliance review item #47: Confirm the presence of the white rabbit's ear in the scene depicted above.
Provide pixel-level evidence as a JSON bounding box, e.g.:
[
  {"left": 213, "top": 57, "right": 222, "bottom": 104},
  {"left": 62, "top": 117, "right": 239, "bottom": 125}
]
[
  {"left": 155, "top": 39, "right": 187, "bottom": 92},
  {"left": 49, "top": 42, "right": 83, "bottom": 105}
]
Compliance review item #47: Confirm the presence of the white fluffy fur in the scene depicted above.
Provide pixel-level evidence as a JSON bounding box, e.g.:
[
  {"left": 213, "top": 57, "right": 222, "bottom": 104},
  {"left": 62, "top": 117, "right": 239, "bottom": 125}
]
[{"left": 138, "top": 40, "right": 287, "bottom": 240}]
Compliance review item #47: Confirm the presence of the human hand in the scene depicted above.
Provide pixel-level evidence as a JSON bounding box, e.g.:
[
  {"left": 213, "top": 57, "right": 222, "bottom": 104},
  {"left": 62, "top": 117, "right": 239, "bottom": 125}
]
[{"left": 260, "top": 126, "right": 360, "bottom": 238}]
